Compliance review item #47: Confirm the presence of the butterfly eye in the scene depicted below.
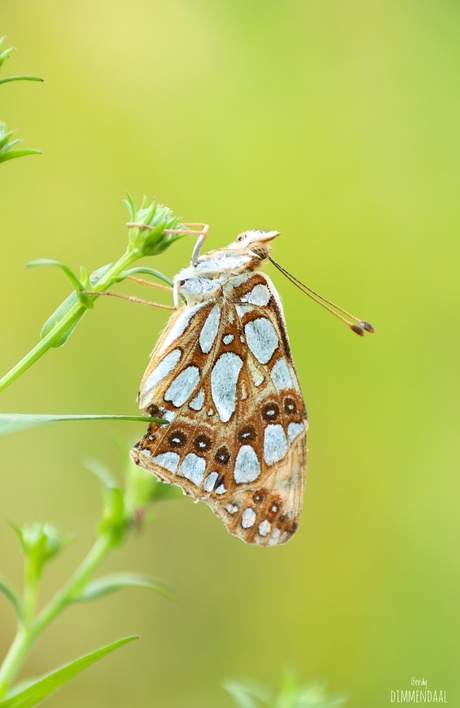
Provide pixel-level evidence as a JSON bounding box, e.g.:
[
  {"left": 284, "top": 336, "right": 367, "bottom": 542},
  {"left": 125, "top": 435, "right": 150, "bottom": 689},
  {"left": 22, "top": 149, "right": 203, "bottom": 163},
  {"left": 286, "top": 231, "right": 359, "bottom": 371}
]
[{"left": 179, "top": 279, "right": 186, "bottom": 287}]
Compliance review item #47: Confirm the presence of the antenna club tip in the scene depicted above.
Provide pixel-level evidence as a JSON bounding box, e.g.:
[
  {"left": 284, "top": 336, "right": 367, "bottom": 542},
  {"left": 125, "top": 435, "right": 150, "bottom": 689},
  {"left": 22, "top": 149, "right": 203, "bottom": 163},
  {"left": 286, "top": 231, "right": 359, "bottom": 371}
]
[
  {"left": 351, "top": 324, "right": 365, "bottom": 336},
  {"left": 360, "top": 321, "right": 375, "bottom": 333}
]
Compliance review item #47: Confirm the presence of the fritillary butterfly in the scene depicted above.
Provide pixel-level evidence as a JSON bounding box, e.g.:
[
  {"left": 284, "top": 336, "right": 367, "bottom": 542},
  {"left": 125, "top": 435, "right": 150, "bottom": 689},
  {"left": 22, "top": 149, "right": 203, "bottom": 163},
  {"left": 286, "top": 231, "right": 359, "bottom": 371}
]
[{"left": 130, "top": 229, "right": 373, "bottom": 546}]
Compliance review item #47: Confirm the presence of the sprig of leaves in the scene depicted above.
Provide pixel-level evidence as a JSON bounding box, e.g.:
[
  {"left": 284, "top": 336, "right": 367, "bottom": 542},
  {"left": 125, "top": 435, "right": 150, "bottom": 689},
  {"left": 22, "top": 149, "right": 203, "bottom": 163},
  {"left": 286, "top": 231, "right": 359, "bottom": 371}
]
[
  {"left": 0, "top": 37, "right": 43, "bottom": 163},
  {"left": 0, "top": 446, "right": 176, "bottom": 704},
  {"left": 0, "top": 195, "right": 189, "bottom": 393}
]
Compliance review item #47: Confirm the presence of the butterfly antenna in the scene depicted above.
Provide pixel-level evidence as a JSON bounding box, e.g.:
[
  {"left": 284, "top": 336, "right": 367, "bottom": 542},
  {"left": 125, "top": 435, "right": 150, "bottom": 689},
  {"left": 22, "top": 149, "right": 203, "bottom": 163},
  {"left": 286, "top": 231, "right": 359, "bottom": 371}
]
[{"left": 268, "top": 256, "right": 375, "bottom": 336}]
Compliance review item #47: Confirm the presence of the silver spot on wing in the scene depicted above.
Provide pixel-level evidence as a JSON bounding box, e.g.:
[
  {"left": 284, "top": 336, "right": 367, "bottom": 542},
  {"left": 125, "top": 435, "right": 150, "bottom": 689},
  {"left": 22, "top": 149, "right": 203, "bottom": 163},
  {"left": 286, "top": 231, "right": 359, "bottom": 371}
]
[
  {"left": 142, "top": 349, "right": 182, "bottom": 404},
  {"left": 152, "top": 451, "right": 180, "bottom": 473},
  {"left": 199, "top": 304, "right": 221, "bottom": 354},
  {"left": 241, "top": 284, "right": 271, "bottom": 306},
  {"left": 189, "top": 389, "right": 205, "bottom": 411},
  {"left": 263, "top": 424, "right": 288, "bottom": 465},
  {"left": 271, "top": 357, "right": 293, "bottom": 390},
  {"left": 234, "top": 445, "right": 261, "bottom": 483},
  {"left": 241, "top": 508, "right": 256, "bottom": 528},
  {"left": 177, "top": 453, "right": 206, "bottom": 485},
  {"left": 244, "top": 317, "right": 279, "bottom": 364},
  {"left": 287, "top": 421, "right": 305, "bottom": 442},
  {"left": 159, "top": 304, "right": 203, "bottom": 353},
  {"left": 211, "top": 352, "right": 243, "bottom": 423},
  {"left": 164, "top": 366, "right": 200, "bottom": 407}
]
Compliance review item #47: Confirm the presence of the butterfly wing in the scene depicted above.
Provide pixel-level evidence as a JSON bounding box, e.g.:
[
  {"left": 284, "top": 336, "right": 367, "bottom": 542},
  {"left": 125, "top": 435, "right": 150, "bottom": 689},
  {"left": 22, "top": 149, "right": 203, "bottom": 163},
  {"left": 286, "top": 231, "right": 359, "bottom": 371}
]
[{"left": 131, "top": 272, "right": 308, "bottom": 546}]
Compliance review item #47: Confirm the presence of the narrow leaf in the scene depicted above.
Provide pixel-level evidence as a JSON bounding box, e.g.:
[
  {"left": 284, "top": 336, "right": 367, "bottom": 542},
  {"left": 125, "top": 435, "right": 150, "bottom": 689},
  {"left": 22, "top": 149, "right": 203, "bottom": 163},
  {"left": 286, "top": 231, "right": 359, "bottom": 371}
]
[
  {"left": 0, "top": 75, "right": 44, "bottom": 84},
  {"left": 0, "top": 129, "right": 14, "bottom": 149},
  {"left": 72, "top": 573, "right": 172, "bottom": 602},
  {"left": 0, "top": 417, "right": 45, "bottom": 437},
  {"left": 37, "top": 263, "right": 113, "bottom": 346},
  {"left": 118, "top": 266, "right": 174, "bottom": 288},
  {"left": 26, "top": 259, "right": 82, "bottom": 293},
  {"left": 0, "top": 577, "right": 23, "bottom": 621},
  {"left": 0, "top": 414, "right": 168, "bottom": 437},
  {"left": 0, "top": 636, "right": 137, "bottom": 707},
  {"left": 0, "top": 150, "right": 41, "bottom": 163}
]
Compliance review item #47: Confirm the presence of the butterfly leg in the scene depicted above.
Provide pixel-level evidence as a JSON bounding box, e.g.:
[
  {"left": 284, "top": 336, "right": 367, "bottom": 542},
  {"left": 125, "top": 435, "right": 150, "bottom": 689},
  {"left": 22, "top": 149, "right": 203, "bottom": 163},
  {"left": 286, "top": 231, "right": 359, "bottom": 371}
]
[
  {"left": 187, "top": 223, "right": 209, "bottom": 264},
  {"left": 126, "top": 276, "right": 173, "bottom": 292},
  {"left": 80, "top": 290, "right": 177, "bottom": 310}
]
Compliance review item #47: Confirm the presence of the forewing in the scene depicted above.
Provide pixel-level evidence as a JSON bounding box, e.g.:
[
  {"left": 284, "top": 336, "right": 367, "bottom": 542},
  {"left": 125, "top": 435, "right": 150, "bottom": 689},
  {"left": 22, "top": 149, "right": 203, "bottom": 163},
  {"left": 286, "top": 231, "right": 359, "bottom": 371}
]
[{"left": 131, "top": 272, "right": 308, "bottom": 547}]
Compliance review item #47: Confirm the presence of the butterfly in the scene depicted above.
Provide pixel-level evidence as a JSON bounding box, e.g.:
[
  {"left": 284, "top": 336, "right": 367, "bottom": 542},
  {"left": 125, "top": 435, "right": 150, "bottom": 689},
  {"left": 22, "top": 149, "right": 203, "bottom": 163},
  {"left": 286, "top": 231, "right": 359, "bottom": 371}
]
[{"left": 130, "top": 229, "right": 373, "bottom": 546}]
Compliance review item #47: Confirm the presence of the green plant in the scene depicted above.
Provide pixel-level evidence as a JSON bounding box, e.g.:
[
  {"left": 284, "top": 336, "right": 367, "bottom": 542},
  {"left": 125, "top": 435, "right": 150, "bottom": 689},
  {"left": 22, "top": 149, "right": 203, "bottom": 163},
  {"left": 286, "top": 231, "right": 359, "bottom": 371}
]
[
  {"left": 0, "top": 193, "right": 189, "bottom": 399},
  {"left": 0, "top": 36, "right": 43, "bottom": 163},
  {"left": 0, "top": 34, "right": 195, "bottom": 708},
  {"left": 0, "top": 446, "right": 179, "bottom": 706}
]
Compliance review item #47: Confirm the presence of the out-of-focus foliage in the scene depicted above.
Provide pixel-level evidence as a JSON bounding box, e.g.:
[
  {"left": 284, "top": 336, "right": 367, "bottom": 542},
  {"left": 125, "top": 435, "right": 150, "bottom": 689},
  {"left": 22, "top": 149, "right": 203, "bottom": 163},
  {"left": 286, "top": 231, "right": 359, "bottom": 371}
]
[
  {"left": 0, "top": 451, "right": 171, "bottom": 703},
  {"left": 225, "top": 671, "right": 346, "bottom": 708}
]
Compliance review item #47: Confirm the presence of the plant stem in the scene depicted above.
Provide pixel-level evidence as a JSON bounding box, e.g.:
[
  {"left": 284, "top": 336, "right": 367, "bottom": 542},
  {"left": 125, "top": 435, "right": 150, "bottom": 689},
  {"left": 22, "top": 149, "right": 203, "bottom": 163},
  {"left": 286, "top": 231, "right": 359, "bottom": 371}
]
[
  {"left": 0, "top": 534, "right": 112, "bottom": 697},
  {"left": 0, "top": 628, "right": 32, "bottom": 698},
  {"left": 0, "top": 248, "right": 137, "bottom": 394},
  {"left": 34, "top": 535, "right": 112, "bottom": 635}
]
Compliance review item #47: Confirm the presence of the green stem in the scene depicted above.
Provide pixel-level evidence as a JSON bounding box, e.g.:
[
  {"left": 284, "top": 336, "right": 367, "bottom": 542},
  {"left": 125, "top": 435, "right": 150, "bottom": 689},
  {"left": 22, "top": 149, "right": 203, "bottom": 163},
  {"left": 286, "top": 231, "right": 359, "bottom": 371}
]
[
  {"left": 34, "top": 535, "right": 112, "bottom": 635},
  {"left": 0, "top": 535, "right": 112, "bottom": 697},
  {"left": 0, "top": 628, "right": 31, "bottom": 698},
  {"left": 0, "top": 248, "right": 138, "bottom": 394}
]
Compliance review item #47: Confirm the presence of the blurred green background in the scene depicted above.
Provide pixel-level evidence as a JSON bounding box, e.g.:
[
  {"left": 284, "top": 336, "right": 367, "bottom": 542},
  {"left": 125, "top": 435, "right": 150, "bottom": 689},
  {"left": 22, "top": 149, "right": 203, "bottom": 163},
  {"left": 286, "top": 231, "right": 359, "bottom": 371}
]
[{"left": 1, "top": 1, "right": 459, "bottom": 706}]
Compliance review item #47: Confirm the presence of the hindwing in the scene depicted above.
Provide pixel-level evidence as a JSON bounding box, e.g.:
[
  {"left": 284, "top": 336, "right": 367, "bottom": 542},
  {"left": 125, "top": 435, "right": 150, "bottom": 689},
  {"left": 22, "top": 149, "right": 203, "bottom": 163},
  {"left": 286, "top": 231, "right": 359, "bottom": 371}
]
[{"left": 130, "top": 271, "right": 308, "bottom": 546}]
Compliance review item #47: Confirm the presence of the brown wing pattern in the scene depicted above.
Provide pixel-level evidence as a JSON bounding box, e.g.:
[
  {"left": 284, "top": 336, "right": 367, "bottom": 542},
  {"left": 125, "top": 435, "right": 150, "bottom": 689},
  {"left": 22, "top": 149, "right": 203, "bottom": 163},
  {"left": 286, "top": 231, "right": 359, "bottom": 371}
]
[{"left": 130, "top": 272, "right": 308, "bottom": 546}]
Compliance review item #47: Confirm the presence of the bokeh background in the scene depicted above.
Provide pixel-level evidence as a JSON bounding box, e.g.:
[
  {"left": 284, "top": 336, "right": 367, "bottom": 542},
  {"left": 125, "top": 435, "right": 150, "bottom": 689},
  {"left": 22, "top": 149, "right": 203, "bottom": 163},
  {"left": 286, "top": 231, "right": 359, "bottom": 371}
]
[{"left": 1, "top": 1, "right": 459, "bottom": 706}]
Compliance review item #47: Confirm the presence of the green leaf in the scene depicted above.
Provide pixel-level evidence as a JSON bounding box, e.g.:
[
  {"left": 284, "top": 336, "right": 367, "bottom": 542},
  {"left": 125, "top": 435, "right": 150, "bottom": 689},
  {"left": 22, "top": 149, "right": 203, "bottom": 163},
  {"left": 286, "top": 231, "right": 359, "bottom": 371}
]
[
  {"left": 0, "top": 416, "right": 45, "bottom": 437},
  {"left": 117, "top": 266, "right": 174, "bottom": 288},
  {"left": 0, "top": 577, "right": 23, "bottom": 621},
  {"left": 0, "top": 414, "right": 167, "bottom": 437},
  {"left": 0, "top": 37, "right": 15, "bottom": 68},
  {"left": 0, "top": 150, "right": 41, "bottom": 163},
  {"left": 71, "top": 573, "right": 172, "bottom": 602},
  {"left": 36, "top": 263, "right": 113, "bottom": 346},
  {"left": 0, "top": 37, "right": 44, "bottom": 82},
  {"left": 26, "top": 259, "right": 82, "bottom": 292},
  {"left": 26, "top": 259, "right": 93, "bottom": 309},
  {"left": 0, "top": 636, "right": 137, "bottom": 707},
  {"left": 123, "top": 191, "right": 136, "bottom": 220},
  {"left": 0, "top": 75, "right": 44, "bottom": 85},
  {"left": 0, "top": 122, "right": 40, "bottom": 162}
]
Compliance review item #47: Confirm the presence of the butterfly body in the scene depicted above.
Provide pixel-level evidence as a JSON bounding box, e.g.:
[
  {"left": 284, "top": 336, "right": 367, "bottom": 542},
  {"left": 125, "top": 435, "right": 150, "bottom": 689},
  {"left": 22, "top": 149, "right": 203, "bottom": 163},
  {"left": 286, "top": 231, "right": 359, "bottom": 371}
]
[{"left": 131, "top": 230, "right": 308, "bottom": 546}]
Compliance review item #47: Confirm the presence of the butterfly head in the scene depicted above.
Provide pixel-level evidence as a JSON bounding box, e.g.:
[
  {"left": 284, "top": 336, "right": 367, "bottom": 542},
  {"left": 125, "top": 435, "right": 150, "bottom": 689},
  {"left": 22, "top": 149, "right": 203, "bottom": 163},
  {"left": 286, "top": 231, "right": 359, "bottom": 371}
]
[
  {"left": 230, "top": 229, "right": 280, "bottom": 261},
  {"left": 174, "top": 230, "right": 280, "bottom": 306}
]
